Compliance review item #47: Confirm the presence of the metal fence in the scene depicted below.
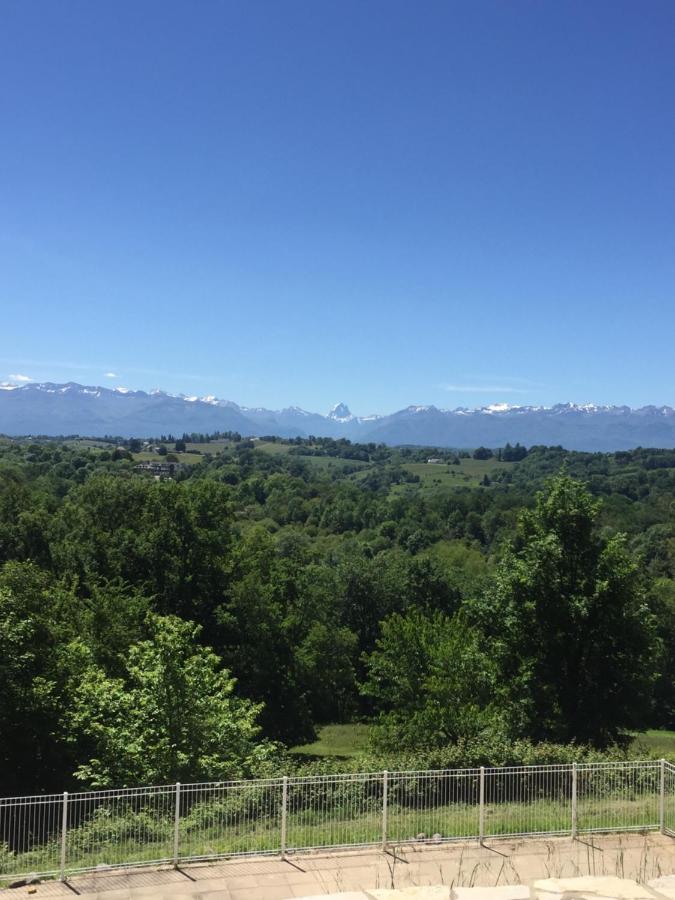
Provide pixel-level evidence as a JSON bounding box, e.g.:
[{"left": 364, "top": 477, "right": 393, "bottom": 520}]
[{"left": 1, "top": 760, "right": 674, "bottom": 882}]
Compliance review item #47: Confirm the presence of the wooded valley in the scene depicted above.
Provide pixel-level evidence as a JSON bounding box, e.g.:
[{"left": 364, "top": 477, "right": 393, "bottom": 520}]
[{"left": 1, "top": 434, "right": 674, "bottom": 796}]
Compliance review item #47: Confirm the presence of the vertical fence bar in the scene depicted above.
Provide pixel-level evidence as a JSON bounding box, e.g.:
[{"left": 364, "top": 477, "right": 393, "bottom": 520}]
[
  {"left": 382, "top": 770, "right": 388, "bottom": 850},
  {"left": 280, "top": 776, "right": 288, "bottom": 857},
  {"left": 479, "top": 766, "right": 485, "bottom": 845},
  {"left": 571, "top": 763, "right": 578, "bottom": 839},
  {"left": 59, "top": 791, "right": 68, "bottom": 882},
  {"left": 173, "top": 783, "right": 181, "bottom": 867},
  {"left": 660, "top": 759, "right": 666, "bottom": 835}
]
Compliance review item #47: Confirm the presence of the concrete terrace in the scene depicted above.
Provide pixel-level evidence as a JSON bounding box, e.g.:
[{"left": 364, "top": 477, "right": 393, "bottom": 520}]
[{"left": 4, "top": 832, "right": 675, "bottom": 900}]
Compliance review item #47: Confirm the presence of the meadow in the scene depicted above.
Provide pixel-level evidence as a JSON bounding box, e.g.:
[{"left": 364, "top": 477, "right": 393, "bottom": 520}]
[
  {"left": 397, "top": 458, "right": 514, "bottom": 491},
  {"left": 296, "top": 725, "right": 675, "bottom": 764}
]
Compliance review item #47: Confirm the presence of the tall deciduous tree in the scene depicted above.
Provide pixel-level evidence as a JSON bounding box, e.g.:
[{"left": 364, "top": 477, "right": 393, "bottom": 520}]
[
  {"left": 471, "top": 474, "right": 658, "bottom": 746},
  {"left": 0, "top": 562, "right": 79, "bottom": 793},
  {"left": 362, "top": 608, "right": 500, "bottom": 749},
  {"left": 67, "top": 614, "right": 270, "bottom": 787}
]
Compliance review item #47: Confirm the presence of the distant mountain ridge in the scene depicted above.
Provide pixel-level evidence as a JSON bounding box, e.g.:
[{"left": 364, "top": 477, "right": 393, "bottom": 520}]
[{"left": 2, "top": 381, "right": 675, "bottom": 451}]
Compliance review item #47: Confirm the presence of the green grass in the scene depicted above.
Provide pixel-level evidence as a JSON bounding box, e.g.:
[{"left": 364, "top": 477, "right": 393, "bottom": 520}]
[
  {"left": 291, "top": 724, "right": 371, "bottom": 758},
  {"left": 393, "top": 458, "right": 514, "bottom": 493},
  {"left": 256, "top": 442, "right": 369, "bottom": 472},
  {"left": 132, "top": 451, "right": 204, "bottom": 465},
  {"left": 299, "top": 725, "right": 675, "bottom": 764},
  {"left": 65, "top": 438, "right": 114, "bottom": 450},
  {"left": 302, "top": 456, "right": 370, "bottom": 472},
  {"left": 631, "top": 729, "right": 675, "bottom": 757},
  {"left": 255, "top": 440, "right": 293, "bottom": 455},
  {"left": 185, "top": 440, "right": 232, "bottom": 454}
]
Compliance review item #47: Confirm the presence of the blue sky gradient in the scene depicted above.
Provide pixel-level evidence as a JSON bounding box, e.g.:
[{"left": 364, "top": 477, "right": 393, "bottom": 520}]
[{"left": 1, "top": 1, "right": 674, "bottom": 414}]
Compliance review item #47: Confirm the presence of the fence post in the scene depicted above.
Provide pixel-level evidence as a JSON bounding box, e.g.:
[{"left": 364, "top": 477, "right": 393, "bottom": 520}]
[
  {"left": 281, "top": 776, "right": 288, "bottom": 857},
  {"left": 660, "top": 759, "right": 666, "bottom": 835},
  {"left": 173, "top": 783, "right": 181, "bottom": 867},
  {"left": 571, "top": 763, "right": 578, "bottom": 839},
  {"left": 59, "top": 791, "right": 68, "bottom": 882},
  {"left": 479, "top": 766, "right": 485, "bottom": 845},
  {"left": 382, "top": 770, "right": 389, "bottom": 850}
]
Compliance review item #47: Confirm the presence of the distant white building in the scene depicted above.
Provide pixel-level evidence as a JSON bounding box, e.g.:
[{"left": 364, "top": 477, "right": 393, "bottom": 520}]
[{"left": 134, "top": 461, "right": 182, "bottom": 479}]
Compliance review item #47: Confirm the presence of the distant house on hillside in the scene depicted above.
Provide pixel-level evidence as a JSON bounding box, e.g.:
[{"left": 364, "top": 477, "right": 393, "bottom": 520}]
[
  {"left": 134, "top": 461, "right": 182, "bottom": 479},
  {"left": 427, "top": 457, "right": 442, "bottom": 464}
]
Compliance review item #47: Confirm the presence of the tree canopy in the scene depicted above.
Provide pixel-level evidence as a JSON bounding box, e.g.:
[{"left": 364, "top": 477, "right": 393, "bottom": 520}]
[{"left": 0, "top": 435, "right": 673, "bottom": 791}]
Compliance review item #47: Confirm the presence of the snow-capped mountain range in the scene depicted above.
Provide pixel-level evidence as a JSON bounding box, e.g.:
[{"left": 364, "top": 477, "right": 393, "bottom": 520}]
[{"left": 2, "top": 381, "right": 675, "bottom": 450}]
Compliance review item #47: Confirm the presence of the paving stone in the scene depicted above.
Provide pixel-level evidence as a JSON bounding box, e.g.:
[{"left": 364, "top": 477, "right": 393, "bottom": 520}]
[
  {"left": 648, "top": 877, "right": 675, "bottom": 900},
  {"left": 533, "top": 877, "right": 653, "bottom": 899},
  {"left": 453, "top": 887, "right": 530, "bottom": 900},
  {"left": 6, "top": 834, "right": 675, "bottom": 900},
  {"left": 368, "top": 888, "right": 452, "bottom": 899},
  {"left": 564, "top": 895, "right": 634, "bottom": 900},
  {"left": 228, "top": 888, "right": 291, "bottom": 900},
  {"left": 283, "top": 893, "right": 371, "bottom": 899}
]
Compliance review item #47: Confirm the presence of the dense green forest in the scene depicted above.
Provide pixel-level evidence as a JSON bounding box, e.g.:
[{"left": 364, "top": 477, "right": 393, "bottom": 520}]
[{"left": 1, "top": 433, "right": 675, "bottom": 795}]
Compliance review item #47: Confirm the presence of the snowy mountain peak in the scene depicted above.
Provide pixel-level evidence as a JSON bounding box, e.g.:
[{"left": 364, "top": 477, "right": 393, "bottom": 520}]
[
  {"left": 2, "top": 381, "right": 675, "bottom": 450},
  {"left": 328, "top": 402, "right": 353, "bottom": 422},
  {"left": 483, "top": 403, "right": 514, "bottom": 413}
]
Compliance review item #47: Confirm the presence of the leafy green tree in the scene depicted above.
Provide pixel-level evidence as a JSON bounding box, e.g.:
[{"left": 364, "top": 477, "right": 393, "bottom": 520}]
[
  {"left": 501, "top": 442, "right": 527, "bottom": 462},
  {"left": 218, "top": 527, "right": 314, "bottom": 744},
  {"left": 471, "top": 474, "right": 658, "bottom": 746},
  {"left": 362, "top": 608, "right": 500, "bottom": 750},
  {"left": 67, "top": 614, "right": 270, "bottom": 787},
  {"left": 648, "top": 578, "right": 675, "bottom": 728},
  {"left": 295, "top": 622, "right": 358, "bottom": 723},
  {"left": 51, "top": 476, "right": 232, "bottom": 626},
  {"left": 472, "top": 447, "right": 493, "bottom": 460},
  {"left": 77, "top": 579, "right": 151, "bottom": 675},
  {"left": 0, "top": 562, "right": 78, "bottom": 793}
]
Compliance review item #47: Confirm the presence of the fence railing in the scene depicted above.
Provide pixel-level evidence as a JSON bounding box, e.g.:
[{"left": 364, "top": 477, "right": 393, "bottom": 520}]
[{"left": 1, "top": 760, "right": 674, "bottom": 882}]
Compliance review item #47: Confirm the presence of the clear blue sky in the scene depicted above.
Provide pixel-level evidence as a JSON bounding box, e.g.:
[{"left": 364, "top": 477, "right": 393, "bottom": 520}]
[{"left": 1, "top": 1, "right": 674, "bottom": 415}]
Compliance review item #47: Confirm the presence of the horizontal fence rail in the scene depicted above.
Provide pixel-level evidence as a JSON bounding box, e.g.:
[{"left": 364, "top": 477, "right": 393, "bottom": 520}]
[{"left": 1, "top": 760, "right": 674, "bottom": 882}]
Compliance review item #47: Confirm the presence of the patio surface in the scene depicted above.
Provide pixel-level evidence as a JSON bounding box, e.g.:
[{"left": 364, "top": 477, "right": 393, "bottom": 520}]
[{"left": 3, "top": 832, "right": 675, "bottom": 900}]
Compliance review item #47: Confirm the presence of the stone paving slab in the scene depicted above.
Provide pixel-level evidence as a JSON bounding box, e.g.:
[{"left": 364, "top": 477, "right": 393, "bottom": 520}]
[
  {"left": 369, "top": 890, "right": 452, "bottom": 899},
  {"left": 533, "top": 875, "right": 654, "bottom": 900},
  {"left": 3, "top": 833, "right": 675, "bottom": 900},
  {"left": 453, "top": 887, "right": 529, "bottom": 900},
  {"left": 283, "top": 882, "right": 675, "bottom": 900},
  {"left": 533, "top": 878, "right": 654, "bottom": 899},
  {"left": 649, "top": 877, "right": 675, "bottom": 900}
]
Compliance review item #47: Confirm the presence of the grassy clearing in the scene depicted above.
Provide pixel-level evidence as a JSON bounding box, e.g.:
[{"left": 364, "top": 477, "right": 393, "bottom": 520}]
[
  {"left": 291, "top": 724, "right": 371, "bottom": 758},
  {"left": 66, "top": 438, "right": 113, "bottom": 450},
  {"left": 256, "top": 442, "right": 370, "bottom": 472},
  {"left": 185, "top": 440, "right": 232, "bottom": 454},
  {"left": 131, "top": 451, "right": 204, "bottom": 465},
  {"left": 631, "top": 730, "right": 675, "bottom": 757},
  {"left": 256, "top": 441, "right": 293, "bottom": 455},
  {"left": 301, "top": 456, "right": 370, "bottom": 472},
  {"left": 394, "top": 458, "right": 514, "bottom": 493}
]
